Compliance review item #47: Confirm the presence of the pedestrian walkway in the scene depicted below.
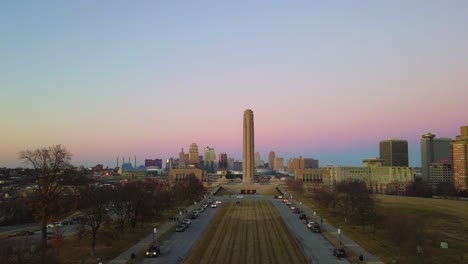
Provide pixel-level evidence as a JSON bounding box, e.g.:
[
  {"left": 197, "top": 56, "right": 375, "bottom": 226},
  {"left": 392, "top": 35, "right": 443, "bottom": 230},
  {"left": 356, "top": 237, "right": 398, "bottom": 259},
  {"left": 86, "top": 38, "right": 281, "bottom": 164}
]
[
  {"left": 108, "top": 202, "right": 203, "bottom": 264},
  {"left": 278, "top": 188, "right": 384, "bottom": 264}
]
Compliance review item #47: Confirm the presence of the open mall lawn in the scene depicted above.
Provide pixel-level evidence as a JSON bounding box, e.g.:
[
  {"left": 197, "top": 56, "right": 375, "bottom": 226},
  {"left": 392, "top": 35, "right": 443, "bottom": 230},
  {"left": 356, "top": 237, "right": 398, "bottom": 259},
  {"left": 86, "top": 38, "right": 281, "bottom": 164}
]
[
  {"left": 294, "top": 188, "right": 468, "bottom": 264},
  {"left": 374, "top": 195, "right": 468, "bottom": 262},
  {"left": 185, "top": 200, "right": 307, "bottom": 264}
]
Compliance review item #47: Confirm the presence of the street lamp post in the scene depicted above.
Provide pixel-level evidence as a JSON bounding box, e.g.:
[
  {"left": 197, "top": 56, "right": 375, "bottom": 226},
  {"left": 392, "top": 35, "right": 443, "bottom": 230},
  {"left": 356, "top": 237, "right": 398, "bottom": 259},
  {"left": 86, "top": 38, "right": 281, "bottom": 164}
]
[
  {"left": 300, "top": 201, "right": 302, "bottom": 212},
  {"left": 338, "top": 226, "right": 342, "bottom": 245},
  {"left": 152, "top": 227, "right": 157, "bottom": 245}
]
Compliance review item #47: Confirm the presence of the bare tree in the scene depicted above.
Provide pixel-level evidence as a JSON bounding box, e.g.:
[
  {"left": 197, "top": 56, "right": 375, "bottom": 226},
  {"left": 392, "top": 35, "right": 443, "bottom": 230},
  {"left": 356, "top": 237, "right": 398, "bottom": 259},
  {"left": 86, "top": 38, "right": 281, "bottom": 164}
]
[
  {"left": 78, "top": 186, "right": 112, "bottom": 256},
  {"left": 18, "top": 145, "right": 75, "bottom": 255}
]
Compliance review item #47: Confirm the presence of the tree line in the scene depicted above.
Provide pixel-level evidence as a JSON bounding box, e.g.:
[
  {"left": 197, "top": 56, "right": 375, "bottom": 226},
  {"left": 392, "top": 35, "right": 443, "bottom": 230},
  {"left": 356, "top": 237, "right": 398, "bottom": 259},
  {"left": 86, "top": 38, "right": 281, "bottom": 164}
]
[{"left": 0, "top": 145, "right": 204, "bottom": 264}]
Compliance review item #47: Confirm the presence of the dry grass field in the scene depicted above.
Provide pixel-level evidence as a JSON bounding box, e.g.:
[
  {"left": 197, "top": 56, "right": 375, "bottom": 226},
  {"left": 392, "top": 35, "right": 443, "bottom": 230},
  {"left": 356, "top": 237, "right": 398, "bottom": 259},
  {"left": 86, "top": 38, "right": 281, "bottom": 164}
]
[
  {"left": 185, "top": 200, "right": 307, "bottom": 264},
  {"left": 286, "top": 187, "right": 468, "bottom": 264}
]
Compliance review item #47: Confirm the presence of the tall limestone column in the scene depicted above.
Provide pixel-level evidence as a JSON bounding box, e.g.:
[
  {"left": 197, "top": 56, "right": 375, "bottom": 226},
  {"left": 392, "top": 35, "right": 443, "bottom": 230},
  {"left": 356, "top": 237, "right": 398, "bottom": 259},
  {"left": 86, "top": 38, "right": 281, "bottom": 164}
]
[{"left": 243, "top": 109, "right": 255, "bottom": 183}]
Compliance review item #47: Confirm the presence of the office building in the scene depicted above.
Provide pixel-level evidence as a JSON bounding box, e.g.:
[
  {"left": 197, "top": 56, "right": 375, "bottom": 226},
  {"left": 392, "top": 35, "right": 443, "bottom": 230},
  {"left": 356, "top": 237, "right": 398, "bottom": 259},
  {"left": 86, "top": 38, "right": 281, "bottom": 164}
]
[
  {"left": 189, "top": 143, "right": 199, "bottom": 167},
  {"left": 145, "top": 159, "right": 162, "bottom": 168},
  {"left": 178, "top": 148, "right": 186, "bottom": 168},
  {"left": 430, "top": 162, "right": 453, "bottom": 187},
  {"left": 274, "top": 157, "right": 284, "bottom": 171},
  {"left": 204, "top": 147, "right": 216, "bottom": 173},
  {"left": 379, "top": 139, "right": 409, "bottom": 166},
  {"left": 243, "top": 109, "right": 255, "bottom": 183},
  {"left": 421, "top": 133, "right": 452, "bottom": 183},
  {"left": 451, "top": 126, "right": 468, "bottom": 191},
  {"left": 268, "top": 151, "right": 275, "bottom": 169},
  {"left": 287, "top": 157, "right": 318, "bottom": 173},
  {"left": 218, "top": 153, "right": 228, "bottom": 170}
]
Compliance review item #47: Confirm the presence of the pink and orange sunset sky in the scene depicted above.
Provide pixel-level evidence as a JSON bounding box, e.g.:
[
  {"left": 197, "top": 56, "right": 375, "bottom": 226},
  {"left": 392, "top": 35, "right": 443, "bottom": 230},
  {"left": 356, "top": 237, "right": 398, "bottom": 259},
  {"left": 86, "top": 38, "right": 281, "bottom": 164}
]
[{"left": 1, "top": 1, "right": 467, "bottom": 168}]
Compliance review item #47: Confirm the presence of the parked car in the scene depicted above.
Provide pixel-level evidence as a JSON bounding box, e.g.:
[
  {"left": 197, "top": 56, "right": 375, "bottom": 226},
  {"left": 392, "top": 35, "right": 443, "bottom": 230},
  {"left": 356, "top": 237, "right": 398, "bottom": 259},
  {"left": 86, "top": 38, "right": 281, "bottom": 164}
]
[
  {"left": 311, "top": 224, "right": 321, "bottom": 233},
  {"left": 175, "top": 224, "right": 186, "bottom": 232},
  {"left": 286, "top": 202, "right": 292, "bottom": 206},
  {"left": 146, "top": 245, "right": 161, "bottom": 257},
  {"left": 289, "top": 206, "right": 296, "bottom": 210},
  {"left": 333, "top": 247, "right": 346, "bottom": 258},
  {"left": 307, "top": 222, "right": 317, "bottom": 229},
  {"left": 62, "top": 221, "right": 74, "bottom": 225},
  {"left": 8, "top": 230, "right": 34, "bottom": 238},
  {"left": 299, "top": 213, "right": 307, "bottom": 220},
  {"left": 211, "top": 203, "right": 217, "bottom": 208},
  {"left": 293, "top": 208, "right": 301, "bottom": 214},
  {"left": 236, "top": 195, "right": 244, "bottom": 199},
  {"left": 182, "top": 219, "right": 191, "bottom": 226}
]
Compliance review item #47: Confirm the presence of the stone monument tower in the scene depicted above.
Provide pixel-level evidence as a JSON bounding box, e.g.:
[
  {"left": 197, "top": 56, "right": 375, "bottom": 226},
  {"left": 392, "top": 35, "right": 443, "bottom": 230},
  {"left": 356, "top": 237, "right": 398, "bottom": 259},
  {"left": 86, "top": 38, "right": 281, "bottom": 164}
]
[{"left": 243, "top": 109, "right": 255, "bottom": 183}]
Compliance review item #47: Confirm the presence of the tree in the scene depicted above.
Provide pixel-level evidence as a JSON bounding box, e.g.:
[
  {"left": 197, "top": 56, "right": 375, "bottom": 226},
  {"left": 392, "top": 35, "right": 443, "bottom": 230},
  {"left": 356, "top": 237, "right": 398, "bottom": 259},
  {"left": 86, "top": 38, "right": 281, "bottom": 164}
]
[
  {"left": 78, "top": 186, "right": 112, "bottom": 256},
  {"left": 18, "top": 145, "right": 79, "bottom": 256}
]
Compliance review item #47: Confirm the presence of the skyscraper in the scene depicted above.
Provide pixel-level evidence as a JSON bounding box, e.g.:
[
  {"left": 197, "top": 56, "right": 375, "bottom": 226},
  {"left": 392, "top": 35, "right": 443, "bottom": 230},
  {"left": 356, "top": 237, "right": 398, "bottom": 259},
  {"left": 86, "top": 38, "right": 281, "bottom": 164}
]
[
  {"left": 421, "top": 133, "right": 452, "bottom": 183},
  {"left": 451, "top": 126, "right": 468, "bottom": 191},
  {"left": 254, "top": 152, "right": 262, "bottom": 168},
  {"left": 268, "top": 151, "right": 275, "bottom": 169},
  {"left": 218, "top": 153, "right": 228, "bottom": 170},
  {"left": 243, "top": 109, "right": 254, "bottom": 183},
  {"left": 204, "top": 146, "right": 216, "bottom": 173},
  {"left": 379, "top": 139, "right": 409, "bottom": 167},
  {"left": 189, "top": 143, "right": 199, "bottom": 167},
  {"left": 178, "top": 148, "right": 186, "bottom": 168}
]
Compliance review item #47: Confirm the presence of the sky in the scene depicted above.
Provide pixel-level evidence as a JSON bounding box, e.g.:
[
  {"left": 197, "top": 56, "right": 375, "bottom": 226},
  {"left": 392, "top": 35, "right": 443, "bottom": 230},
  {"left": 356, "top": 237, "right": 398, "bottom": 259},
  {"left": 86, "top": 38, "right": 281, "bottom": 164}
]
[{"left": 1, "top": 1, "right": 467, "bottom": 168}]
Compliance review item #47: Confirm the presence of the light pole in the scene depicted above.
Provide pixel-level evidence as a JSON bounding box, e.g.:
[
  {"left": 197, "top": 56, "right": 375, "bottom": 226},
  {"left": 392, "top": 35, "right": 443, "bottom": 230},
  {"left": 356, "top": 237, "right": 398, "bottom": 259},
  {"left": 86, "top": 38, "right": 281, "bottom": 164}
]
[
  {"left": 152, "top": 226, "right": 157, "bottom": 245},
  {"left": 338, "top": 226, "right": 342, "bottom": 245},
  {"left": 300, "top": 201, "right": 302, "bottom": 212}
]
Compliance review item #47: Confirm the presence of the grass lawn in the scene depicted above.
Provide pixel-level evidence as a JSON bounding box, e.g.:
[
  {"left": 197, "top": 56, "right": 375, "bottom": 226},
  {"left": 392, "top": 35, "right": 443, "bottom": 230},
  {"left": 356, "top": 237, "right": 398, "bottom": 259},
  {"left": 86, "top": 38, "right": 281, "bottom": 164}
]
[
  {"left": 286, "top": 188, "right": 468, "bottom": 264},
  {"left": 185, "top": 200, "right": 308, "bottom": 264}
]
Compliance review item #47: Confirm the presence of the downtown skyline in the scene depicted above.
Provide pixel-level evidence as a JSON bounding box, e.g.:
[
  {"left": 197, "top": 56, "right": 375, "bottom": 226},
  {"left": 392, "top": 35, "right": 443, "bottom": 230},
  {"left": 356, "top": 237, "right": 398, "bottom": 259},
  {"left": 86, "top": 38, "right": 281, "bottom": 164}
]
[{"left": 1, "top": 1, "right": 468, "bottom": 168}]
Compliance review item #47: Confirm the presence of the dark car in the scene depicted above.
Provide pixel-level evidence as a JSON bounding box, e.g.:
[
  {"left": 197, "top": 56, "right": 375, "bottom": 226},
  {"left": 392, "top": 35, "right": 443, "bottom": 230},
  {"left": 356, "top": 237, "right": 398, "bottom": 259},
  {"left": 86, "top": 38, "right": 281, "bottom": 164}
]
[
  {"left": 146, "top": 245, "right": 161, "bottom": 257},
  {"left": 333, "top": 247, "right": 346, "bottom": 258},
  {"left": 62, "top": 221, "right": 74, "bottom": 225},
  {"left": 175, "top": 224, "right": 186, "bottom": 232},
  {"left": 293, "top": 207, "right": 301, "bottom": 214},
  {"left": 311, "top": 224, "right": 321, "bottom": 233},
  {"left": 299, "top": 213, "right": 307, "bottom": 220}
]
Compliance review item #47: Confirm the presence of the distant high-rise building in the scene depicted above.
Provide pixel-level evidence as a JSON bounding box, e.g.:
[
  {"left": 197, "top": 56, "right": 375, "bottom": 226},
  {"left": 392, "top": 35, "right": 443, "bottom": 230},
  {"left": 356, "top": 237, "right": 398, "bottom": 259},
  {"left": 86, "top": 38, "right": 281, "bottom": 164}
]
[
  {"left": 451, "top": 126, "right": 468, "bottom": 191},
  {"left": 233, "top": 161, "right": 243, "bottom": 171},
  {"left": 268, "top": 151, "right": 275, "bottom": 169},
  {"left": 204, "top": 147, "right": 216, "bottom": 173},
  {"left": 189, "top": 143, "right": 199, "bottom": 167},
  {"left": 430, "top": 162, "right": 453, "bottom": 188},
  {"left": 218, "top": 153, "right": 228, "bottom": 170},
  {"left": 178, "top": 148, "right": 186, "bottom": 168},
  {"left": 243, "top": 109, "right": 255, "bottom": 183},
  {"left": 166, "top": 158, "right": 174, "bottom": 170},
  {"left": 421, "top": 133, "right": 452, "bottom": 183},
  {"left": 304, "top": 158, "right": 319, "bottom": 169},
  {"left": 379, "top": 139, "right": 409, "bottom": 166},
  {"left": 287, "top": 157, "right": 318, "bottom": 173},
  {"left": 254, "top": 152, "right": 262, "bottom": 168},
  {"left": 145, "top": 159, "right": 162, "bottom": 168},
  {"left": 274, "top": 157, "right": 284, "bottom": 171}
]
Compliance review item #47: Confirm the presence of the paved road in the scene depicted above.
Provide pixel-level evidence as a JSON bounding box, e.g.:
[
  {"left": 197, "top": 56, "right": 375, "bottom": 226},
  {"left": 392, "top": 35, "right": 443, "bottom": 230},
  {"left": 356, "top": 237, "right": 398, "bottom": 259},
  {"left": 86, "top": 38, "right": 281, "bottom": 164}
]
[
  {"left": 141, "top": 200, "right": 221, "bottom": 264},
  {"left": 272, "top": 198, "right": 350, "bottom": 264}
]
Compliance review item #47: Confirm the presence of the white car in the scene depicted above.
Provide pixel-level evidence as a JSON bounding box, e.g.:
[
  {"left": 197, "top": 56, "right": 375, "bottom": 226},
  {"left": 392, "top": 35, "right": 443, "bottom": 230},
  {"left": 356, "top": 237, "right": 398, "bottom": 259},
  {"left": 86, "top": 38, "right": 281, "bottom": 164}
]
[
  {"left": 290, "top": 206, "right": 296, "bottom": 210},
  {"left": 236, "top": 195, "right": 244, "bottom": 199},
  {"left": 307, "top": 222, "right": 316, "bottom": 229},
  {"left": 182, "top": 219, "right": 191, "bottom": 226}
]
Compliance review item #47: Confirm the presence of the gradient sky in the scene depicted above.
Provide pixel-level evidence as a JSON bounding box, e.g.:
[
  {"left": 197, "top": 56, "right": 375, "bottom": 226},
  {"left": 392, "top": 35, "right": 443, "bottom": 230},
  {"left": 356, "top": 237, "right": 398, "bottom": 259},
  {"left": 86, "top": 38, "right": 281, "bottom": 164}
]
[{"left": 1, "top": 1, "right": 467, "bottom": 168}]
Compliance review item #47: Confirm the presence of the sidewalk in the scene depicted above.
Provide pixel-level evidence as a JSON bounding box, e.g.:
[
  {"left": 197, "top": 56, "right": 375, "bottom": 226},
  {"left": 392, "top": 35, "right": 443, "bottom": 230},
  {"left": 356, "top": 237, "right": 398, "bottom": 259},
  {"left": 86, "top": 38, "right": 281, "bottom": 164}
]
[
  {"left": 108, "top": 202, "right": 203, "bottom": 264},
  {"left": 280, "top": 190, "right": 383, "bottom": 264}
]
